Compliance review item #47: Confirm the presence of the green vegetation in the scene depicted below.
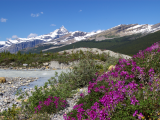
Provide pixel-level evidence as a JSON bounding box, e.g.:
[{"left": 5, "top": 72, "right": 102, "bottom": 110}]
[
  {"left": 0, "top": 50, "right": 121, "bottom": 120},
  {"left": 1, "top": 32, "right": 160, "bottom": 119},
  {"left": 0, "top": 48, "right": 122, "bottom": 68},
  {"left": 104, "top": 34, "right": 120, "bottom": 38},
  {"left": 20, "top": 44, "right": 61, "bottom": 54},
  {"left": 107, "top": 30, "right": 160, "bottom": 56},
  {"left": 0, "top": 41, "right": 160, "bottom": 119}
]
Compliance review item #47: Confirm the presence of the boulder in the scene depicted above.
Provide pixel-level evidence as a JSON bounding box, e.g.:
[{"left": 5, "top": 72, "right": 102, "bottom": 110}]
[
  {"left": 108, "top": 65, "right": 115, "bottom": 71},
  {"left": 70, "top": 67, "right": 73, "bottom": 69},
  {"left": 23, "top": 64, "right": 28, "bottom": 67},
  {"left": 10, "top": 62, "right": 15, "bottom": 65},
  {"left": 0, "top": 77, "right": 6, "bottom": 83},
  {"left": 43, "top": 62, "right": 49, "bottom": 66},
  {"left": 46, "top": 66, "right": 49, "bottom": 69}
]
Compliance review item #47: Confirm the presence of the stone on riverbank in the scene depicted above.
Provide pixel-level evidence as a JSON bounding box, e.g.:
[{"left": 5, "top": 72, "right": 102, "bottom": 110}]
[
  {"left": 43, "top": 62, "right": 49, "bottom": 66},
  {"left": 0, "top": 77, "right": 6, "bottom": 83}
]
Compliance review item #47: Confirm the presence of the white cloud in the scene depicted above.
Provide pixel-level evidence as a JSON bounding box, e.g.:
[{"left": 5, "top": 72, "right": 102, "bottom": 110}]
[
  {"left": 0, "top": 18, "right": 7, "bottom": 22},
  {"left": 31, "top": 12, "right": 43, "bottom": 17},
  {"left": 12, "top": 35, "right": 18, "bottom": 39},
  {"left": 31, "top": 13, "right": 40, "bottom": 17},
  {"left": 27, "top": 33, "right": 38, "bottom": 38},
  {"left": 90, "top": 30, "right": 96, "bottom": 32},
  {"left": 50, "top": 24, "right": 56, "bottom": 26},
  {"left": 6, "top": 38, "right": 11, "bottom": 40},
  {"left": 90, "top": 29, "right": 104, "bottom": 33},
  {"left": 79, "top": 10, "right": 82, "bottom": 12}
]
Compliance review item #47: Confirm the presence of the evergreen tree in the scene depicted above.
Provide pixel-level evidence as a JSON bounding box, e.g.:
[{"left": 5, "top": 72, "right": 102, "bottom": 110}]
[{"left": 40, "top": 50, "right": 43, "bottom": 54}]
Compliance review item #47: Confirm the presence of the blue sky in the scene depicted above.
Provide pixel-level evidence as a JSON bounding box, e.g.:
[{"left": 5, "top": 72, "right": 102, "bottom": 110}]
[{"left": 0, "top": 0, "right": 160, "bottom": 41}]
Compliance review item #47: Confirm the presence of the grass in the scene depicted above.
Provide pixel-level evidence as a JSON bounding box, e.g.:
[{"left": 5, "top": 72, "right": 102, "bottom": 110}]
[{"left": 0, "top": 42, "right": 160, "bottom": 120}]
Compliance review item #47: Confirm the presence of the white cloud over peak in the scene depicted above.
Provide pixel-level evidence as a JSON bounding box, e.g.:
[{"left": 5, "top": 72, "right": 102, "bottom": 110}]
[
  {"left": 41, "top": 12, "right": 43, "bottom": 14},
  {"left": 79, "top": 10, "right": 82, "bottom": 12},
  {"left": 90, "top": 29, "right": 104, "bottom": 33},
  {"left": 6, "top": 35, "right": 19, "bottom": 41},
  {"left": 0, "top": 18, "right": 7, "bottom": 22},
  {"left": 12, "top": 35, "right": 18, "bottom": 39},
  {"left": 27, "top": 33, "right": 38, "bottom": 38},
  {"left": 6, "top": 38, "right": 11, "bottom": 40},
  {"left": 50, "top": 24, "right": 56, "bottom": 26}
]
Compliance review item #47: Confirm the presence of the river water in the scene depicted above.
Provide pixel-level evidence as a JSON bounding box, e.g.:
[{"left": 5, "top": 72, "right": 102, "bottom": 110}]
[{"left": 0, "top": 69, "right": 71, "bottom": 94}]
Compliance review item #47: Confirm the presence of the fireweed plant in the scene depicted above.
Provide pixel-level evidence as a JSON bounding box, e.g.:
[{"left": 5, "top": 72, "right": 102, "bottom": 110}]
[
  {"left": 63, "top": 42, "right": 160, "bottom": 120},
  {"left": 34, "top": 96, "right": 67, "bottom": 114}
]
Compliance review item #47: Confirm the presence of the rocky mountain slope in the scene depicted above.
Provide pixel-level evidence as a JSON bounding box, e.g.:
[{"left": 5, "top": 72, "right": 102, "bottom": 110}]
[
  {"left": 88, "top": 23, "right": 160, "bottom": 41},
  {"left": 22, "top": 23, "right": 160, "bottom": 54},
  {"left": 1, "top": 23, "right": 160, "bottom": 54},
  {"left": 0, "top": 26, "right": 103, "bottom": 53}
]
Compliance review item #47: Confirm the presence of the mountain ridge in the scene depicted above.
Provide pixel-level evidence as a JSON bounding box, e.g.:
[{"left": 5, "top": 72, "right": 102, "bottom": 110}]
[
  {"left": 1, "top": 23, "right": 160, "bottom": 53},
  {"left": 0, "top": 26, "right": 103, "bottom": 53}
]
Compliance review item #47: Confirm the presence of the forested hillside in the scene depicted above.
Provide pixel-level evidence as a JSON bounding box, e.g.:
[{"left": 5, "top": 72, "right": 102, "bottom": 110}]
[{"left": 43, "top": 30, "right": 160, "bottom": 56}]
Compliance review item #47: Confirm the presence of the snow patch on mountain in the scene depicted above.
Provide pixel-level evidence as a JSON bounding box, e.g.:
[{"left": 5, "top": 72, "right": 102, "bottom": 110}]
[
  {"left": 73, "top": 30, "right": 104, "bottom": 41},
  {"left": 0, "top": 41, "right": 6, "bottom": 45},
  {"left": 127, "top": 24, "right": 143, "bottom": 30}
]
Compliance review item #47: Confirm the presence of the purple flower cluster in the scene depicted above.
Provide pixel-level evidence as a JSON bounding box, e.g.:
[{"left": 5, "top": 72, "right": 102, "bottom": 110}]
[
  {"left": 35, "top": 96, "right": 67, "bottom": 114},
  {"left": 62, "top": 42, "right": 160, "bottom": 120},
  {"left": 133, "top": 42, "right": 160, "bottom": 59}
]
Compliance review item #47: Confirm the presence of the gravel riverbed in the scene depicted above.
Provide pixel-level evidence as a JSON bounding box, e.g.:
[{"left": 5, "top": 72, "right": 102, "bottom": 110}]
[{"left": 0, "top": 76, "right": 89, "bottom": 120}]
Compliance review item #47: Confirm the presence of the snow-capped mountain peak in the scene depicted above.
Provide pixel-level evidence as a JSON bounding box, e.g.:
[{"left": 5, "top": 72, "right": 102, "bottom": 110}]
[
  {"left": 57, "top": 25, "right": 69, "bottom": 35},
  {"left": 47, "top": 26, "right": 69, "bottom": 39}
]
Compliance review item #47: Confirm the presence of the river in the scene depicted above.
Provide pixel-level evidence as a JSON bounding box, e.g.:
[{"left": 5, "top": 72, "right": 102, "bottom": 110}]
[{"left": 0, "top": 69, "right": 71, "bottom": 94}]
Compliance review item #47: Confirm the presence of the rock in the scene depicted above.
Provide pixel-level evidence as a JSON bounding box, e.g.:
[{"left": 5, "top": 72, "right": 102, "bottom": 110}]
[
  {"left": 8, "top": 82, "right": 12, "bottom": 84},
  {"left": 16, "top": 99, "right": 22, "bottom": 103},
  {"left": 23, "top": 64, "right": 28, "bottom": 67},
  {"left": 43, "top": 62, "right": 49, "bottom": 66},
  {"left": 0, "top": 77, "right": 6, "bottom": 83},
  {"left": 70, "top": 67, "right": 73, "bottom": 69},
  {"left": 41, "top": 67, "right": 45, "bottom": 70},
  {"left": 26, "top": 80, "right": 31, "bottom": 83},
  {"left": 10, "top": 62, "right": 15, "bottom": 65},
  {"left": 9, "top": 67, "right": 13, "bottom": 69},
  {"left": 108, "top": 65, "right": 115, "bottom": 71},
  {"left": 46, "top": 66, "right": 49, "bottom": 69},
  {"left": 24, "top": 99, "right": 28, "bottom": 102},
  {"left": 0, "top": 93, "right": 3, "bottom": 96}
]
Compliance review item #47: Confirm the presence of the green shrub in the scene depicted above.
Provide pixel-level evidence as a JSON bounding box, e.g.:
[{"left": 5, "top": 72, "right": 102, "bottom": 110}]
[
  {"left": 95, "top": 64, "right": 104, "bottom": 70},
  {"left": 70, "top": 58, "right": 98, "bottom": 88},
  {"left": 100, "top": 53, "right": 106, "bottom": 62}
]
